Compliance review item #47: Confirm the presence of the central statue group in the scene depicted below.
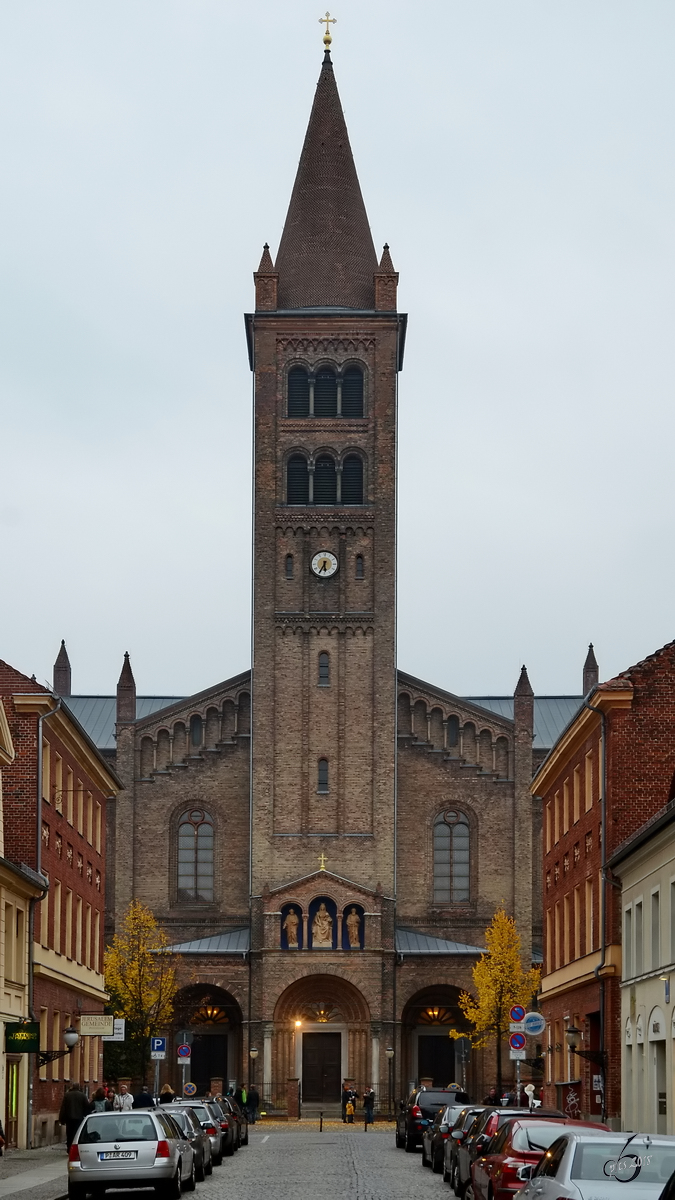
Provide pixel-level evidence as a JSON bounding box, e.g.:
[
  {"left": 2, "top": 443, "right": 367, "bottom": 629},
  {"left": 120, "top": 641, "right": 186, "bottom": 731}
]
[{"left": 282, "top": 904, "right": 361, "bottom": 949}]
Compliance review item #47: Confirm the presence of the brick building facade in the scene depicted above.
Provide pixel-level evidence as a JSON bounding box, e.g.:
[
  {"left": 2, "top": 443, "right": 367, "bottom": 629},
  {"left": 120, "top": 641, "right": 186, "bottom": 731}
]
[
  {"left": 535, "top": 641, "right": 675, "bottom": 1127},
  {"left": 59, "top": 46, "right": 585, "bottom": 1109},
  {"left": 0, "top": 659, "right": 121, "bottom": 1144}
]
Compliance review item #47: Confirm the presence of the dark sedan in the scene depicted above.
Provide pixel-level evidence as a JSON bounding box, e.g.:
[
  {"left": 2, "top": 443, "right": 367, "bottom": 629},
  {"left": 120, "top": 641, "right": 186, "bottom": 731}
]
[
  {"left": 442, "top": 1106, "right": 487, "bottom": 1190},
  {"left": 421, "top": 1105, "right": 470, "bottom": 1172},
  {"left": 165, "top": 1105, "right": 213, "bottom": 1181}
]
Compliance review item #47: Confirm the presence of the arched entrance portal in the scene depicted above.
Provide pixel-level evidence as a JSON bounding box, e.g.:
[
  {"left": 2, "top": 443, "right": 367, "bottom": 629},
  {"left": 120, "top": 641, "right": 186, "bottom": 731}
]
[
  {"left": 273, "top": 975, "right": 370, "bottom": 1108},
  {"left": 401, "top": 986, "right": 473, "bottom": 1094},
  {"left": 172, "top": 984, "right": 242, "bottom": 1096}
]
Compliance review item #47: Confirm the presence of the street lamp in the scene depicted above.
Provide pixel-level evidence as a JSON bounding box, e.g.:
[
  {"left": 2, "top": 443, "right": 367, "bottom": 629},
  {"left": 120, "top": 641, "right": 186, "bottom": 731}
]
[
  {"left": 38, "top": 1024, "right": 79, "bottom": 1069},
  {"left": 249, "top": 1046, "right": 258, "bottom": 1087},
  {"left": 385, "top": 1046, "right": 394, "bottom": 1120}
]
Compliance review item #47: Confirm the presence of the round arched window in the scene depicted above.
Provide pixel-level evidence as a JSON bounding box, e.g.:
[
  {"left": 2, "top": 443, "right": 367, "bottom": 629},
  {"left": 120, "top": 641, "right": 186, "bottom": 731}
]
[
  {"left": 177, "top": 809, "right": 214, "bottom": 903},
  {"left": 433, "top": 811, "right": 470, "bottom": 904}
]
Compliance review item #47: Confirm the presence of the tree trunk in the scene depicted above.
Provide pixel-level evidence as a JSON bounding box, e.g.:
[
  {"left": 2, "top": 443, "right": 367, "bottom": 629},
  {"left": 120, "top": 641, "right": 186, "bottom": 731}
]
[{"left": 496, "top": 1020, "right": 502, "bottom": 1098}]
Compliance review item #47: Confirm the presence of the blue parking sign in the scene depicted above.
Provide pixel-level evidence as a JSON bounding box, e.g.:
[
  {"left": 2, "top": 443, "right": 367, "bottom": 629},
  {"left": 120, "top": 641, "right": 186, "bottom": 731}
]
[{"left": 150, "top": 1037, "right": 167, "bottom": 1059}]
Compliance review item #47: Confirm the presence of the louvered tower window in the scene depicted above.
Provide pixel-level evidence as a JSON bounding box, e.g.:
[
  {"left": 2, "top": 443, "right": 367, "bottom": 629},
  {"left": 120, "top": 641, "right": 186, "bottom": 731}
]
[
  {"left": 314, "top": 455, "right": 337, "bottom": 505},
  {"left": 177, "top": 809, "right": 214, "bottom": 903},
  {"left": 285, "top": 554, "right": 294, "bottom": 579},
  {"left": 288, "top": 367, "right": 310, "bottom": 417},
  {"left": 341, "top": 367, "right": 364, "bottom": 417},
  {"left": 433, "top": 811, "right": 470, "bottom": 903},
  {"left": 355, "top": 554, "right": 364, "bottom": 579},
  {"left": 317, "top": 759, "right": 329, "bottom": 793},
  {"left": 341, "top": 455, "right": 363, "bottom": 505},
  {"left": 314, "top": 369, "right": 337, "bottom": 417},
  {"left": 287, "top": 455, "right": 309, "bottom": 504}
]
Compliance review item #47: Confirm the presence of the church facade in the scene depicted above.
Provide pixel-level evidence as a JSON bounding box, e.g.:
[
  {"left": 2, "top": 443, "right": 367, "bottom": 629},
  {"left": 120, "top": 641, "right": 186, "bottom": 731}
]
[{"left": 59, "top": 46, "right": 586, "bottom": 1108}]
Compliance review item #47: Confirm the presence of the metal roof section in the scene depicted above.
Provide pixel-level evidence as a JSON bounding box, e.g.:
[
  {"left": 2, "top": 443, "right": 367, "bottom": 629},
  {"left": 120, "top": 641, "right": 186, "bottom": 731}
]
[
  {"left": 466, "top": 697, "right": 583, "bottom": 750},
  {"left": 63, "top": 697, "right": 184, "bottom": 751},
  {"left": 165, "top": 928, "right": 250, "bottom": 955},
  {"left": 395, "top": 928, "right": 484, "bottom": 955}
]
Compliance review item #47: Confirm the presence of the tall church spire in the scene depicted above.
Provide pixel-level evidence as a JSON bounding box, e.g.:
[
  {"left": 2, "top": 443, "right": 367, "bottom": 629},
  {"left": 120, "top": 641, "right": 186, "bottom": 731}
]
[{"left": 275, "top": 50, "right": 378, "bottom": 309}]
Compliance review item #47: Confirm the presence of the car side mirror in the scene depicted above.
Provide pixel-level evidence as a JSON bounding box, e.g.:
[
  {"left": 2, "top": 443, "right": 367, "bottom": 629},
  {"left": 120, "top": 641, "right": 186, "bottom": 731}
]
[
  {"left": 516, "top": 1164, "right": 533, "bottom": 1182},
  {"left": 439, "top": 1124, "right": 450, "bottom": 1135},
  {"left": 451, "top": 1129, "right": 463, "bottom": 1141}
]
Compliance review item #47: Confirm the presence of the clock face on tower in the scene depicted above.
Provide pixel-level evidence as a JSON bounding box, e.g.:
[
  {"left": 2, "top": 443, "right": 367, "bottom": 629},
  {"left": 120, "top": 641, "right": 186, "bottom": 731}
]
[{"left": 311, "top": 551, "right": 338, "bottom": 578}]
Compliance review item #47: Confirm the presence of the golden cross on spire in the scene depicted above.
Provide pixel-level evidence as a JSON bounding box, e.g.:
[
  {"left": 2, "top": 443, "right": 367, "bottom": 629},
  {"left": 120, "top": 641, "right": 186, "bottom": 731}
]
[
  {"left": 318, "top": 851, "right": 328, "bottom": 871},
  {"left": 319, "top": 11, "right": 336, "bottom": 48}
]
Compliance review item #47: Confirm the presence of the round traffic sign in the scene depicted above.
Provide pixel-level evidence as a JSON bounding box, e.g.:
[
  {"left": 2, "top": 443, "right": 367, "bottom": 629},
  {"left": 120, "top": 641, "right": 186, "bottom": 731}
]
[
  {"left": 523, "top": 1011, "right": 547, "bottom": 1037},
  {"left": 177, "top": 1043, "right": 191, "bottom": 1058},
  {"left": 509, "top": 1032, "right": 526, "bottom": 1051},
  {"left": 510, "top": 1005, "right": 526, "bottom": 1023},
  {"left": 183, "top": 1082, "right": 197, "bottom": 1096}
]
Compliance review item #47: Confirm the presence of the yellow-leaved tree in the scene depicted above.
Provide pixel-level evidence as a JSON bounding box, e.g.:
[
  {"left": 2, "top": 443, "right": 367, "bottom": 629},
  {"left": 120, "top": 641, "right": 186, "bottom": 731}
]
[
  {"left": 104, "top": 900, "right": 178, "bottom": 1085},
  {"left": 452, "top": 906, "right": 540, "bottom": 1097}
]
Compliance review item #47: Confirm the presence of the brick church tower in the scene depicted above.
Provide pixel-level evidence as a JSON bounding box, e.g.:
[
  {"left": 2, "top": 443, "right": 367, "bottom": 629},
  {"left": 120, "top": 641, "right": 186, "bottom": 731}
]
[{"left": 247, "top": 48, "right": 405, "bottom": 893}]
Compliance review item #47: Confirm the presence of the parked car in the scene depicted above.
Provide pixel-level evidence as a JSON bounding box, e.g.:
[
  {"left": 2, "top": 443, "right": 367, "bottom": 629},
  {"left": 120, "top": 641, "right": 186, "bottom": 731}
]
[
  {"left": 442, "top": 1106, "right": 488, "bottom": 1191},
  {"left": 518, "top": 1131, "right": 675, "bottom": 1199},
  {"left": 218, "top": 1095, "right": 249, "bottom": 1148},
  {"left": 468, "top": 1117, "right": 610, "bottom": 1200},
  {"left": 454, "top": 1106, "right": 564, "bottom": 1196},
  {"left": 67, "top": 1107, "right": 195, "bottom": 1199},
  {"left": 165, "top": 1104, "right": 213, "bottom": 1180},
  {"left": 396, "top": 1087, "right": 463, "bottom": 1152},
  {"left": 174, "top": 1099, "right": 230, "bottom": 1164},
  {"left": 422, "top": 1105, "right": 472, "bottom": 1172}
]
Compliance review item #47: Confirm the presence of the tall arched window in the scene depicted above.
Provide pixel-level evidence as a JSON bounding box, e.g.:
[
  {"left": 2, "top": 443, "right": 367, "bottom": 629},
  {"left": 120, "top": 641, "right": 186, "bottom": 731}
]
[
  {"left": 341, "top": 367, "right": 364, "bottom": 417},
  {"left": 318, "top": 652, "right": 330, "bottom": 685},
  {"left": 433, "top": 810, "right": 470, "bottom": 903},
  {"left": 288, "top": 367, "right": 310, "bottom": 417},
  {"left": 285, "top": 554, "right": 294, "bottom": 579},
  {"left": 177, "top": 809, "right": 214, "bottom": 903},
  {"left": 355, "top": 554, "right": 364, "bottom": 579},
  {"left": 317, "top": 759, "right": 329, "bottom": 793},
  {"left": 314, "top": 455, "right": 337, "bottom": 505},
  {"left": 314, "top": 369, "right": 337, "bottom": 417},
  {"left": 341, "top": 455, "right": 363, "bottom": 505},
  {"left": 287, "top": 455, "right": 309, "bottom": 504}
]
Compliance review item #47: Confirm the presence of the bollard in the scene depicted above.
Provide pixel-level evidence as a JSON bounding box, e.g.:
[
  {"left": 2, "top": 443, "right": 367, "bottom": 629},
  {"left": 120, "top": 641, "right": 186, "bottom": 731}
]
[
  {"left": 319, "top": 1110, "right": 323, "bottom": 1133},
  {"left": 364, "top": 1113, "right": 368, "bottom": 1132}
]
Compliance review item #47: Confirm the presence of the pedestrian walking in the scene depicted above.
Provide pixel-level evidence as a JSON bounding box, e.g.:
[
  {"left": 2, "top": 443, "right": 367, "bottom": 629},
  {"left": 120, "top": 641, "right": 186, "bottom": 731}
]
[
  {"left": 91, "top": 1087, "right": 112, "bottom": 1112},
  {"left": 59, "top": 1084, "right": 90, "bottom": 1149},
  {"left": 247, "top": 1085, "right": 260, "bottom": 1124},
  {"left": 159, "top": 1083, "right": 175, "bottom": 1104},
  {"left": 363, "top": 1087, "right": 375, "bottom": 1124},
  {"left": 113, "top": 1084, "right": 134, "bottom": 1112},
  {"left": 132, "top": 1085, "right": 155, "bottom": 1108}
]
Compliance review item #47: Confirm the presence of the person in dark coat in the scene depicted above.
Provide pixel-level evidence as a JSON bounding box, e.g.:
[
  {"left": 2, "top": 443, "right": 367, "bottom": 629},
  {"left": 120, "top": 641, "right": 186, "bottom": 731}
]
[
  {"left": 159, "top": 1084, "right": 175, "bottom": 1104},
  {"left": 59, "top": 1084, "right": 90, "bottom": 1149},
  {"left": 482, "top": 1086, "right": 498, "bottom": 1105},
  {"left": 246, "top": 1086, "right": 260, "bottom": 1124},
  {"left": 363, "top": 1087, "right": 375, "bottom": 1124},
  {"left": 132, "top": 1086, "right": 155, "bottom": 1108}
]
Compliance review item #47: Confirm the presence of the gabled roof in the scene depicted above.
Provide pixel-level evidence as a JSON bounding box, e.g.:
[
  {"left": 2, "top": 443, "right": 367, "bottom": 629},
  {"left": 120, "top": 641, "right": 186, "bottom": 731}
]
[
  {"left": 275, "top": 51, "right": 378, "bottom": 310},
  {"left": 395, "top": 928, "right": 483, "bottom": 955}
]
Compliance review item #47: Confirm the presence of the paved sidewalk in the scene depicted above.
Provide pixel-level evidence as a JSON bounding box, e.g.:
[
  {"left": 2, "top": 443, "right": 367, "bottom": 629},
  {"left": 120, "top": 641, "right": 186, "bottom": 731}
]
[{"left": 0, "top": 1144, "right": 67, "bottom": 1200}]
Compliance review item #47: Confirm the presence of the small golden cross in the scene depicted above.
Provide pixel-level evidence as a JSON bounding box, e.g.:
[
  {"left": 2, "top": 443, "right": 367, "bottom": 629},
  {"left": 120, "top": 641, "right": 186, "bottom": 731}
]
[
  {"left": 318, "top": 852, "right": 328, "bottom": 871},
  {"left": 319, "top": 11, "right": 336, "bottom": 46}
]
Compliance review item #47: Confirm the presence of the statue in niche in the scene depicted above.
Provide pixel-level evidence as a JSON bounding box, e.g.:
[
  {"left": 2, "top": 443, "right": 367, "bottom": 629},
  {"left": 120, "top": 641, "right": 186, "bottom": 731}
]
[
  {"left": 312, "top": 903, "right": 333, "bottom": 948},
  {"left": 282, "top": 907, "right": 300, "bottom": 949},
  {"left": 346, "top": 907, "right": 362, "bottom": 949}
]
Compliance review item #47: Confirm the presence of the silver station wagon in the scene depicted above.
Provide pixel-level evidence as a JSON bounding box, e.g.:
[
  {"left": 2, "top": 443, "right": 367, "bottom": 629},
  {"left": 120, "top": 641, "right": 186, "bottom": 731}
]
[{"left": 67, "top": 1108, "right": 195, "bottom": 1199}]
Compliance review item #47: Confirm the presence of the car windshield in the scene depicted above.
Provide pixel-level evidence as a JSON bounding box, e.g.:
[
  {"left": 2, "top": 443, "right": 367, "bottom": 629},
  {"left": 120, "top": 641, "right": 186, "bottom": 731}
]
[
  {"left": 183, "top": 1106, "right": 210, "bottom": 1123},
  {"left": 80, "top": 1115, "right": 157, "bottom": 1144},
  {"left": 512, "top": 1124, "right": 570, "bottom": 1153},
  {"left": 571, "top": 1139, "right": 675, "bottom": 1184},
  {"left": 168, "top": 1112, "right": 191, "bottom": 1135},
  {"left": 419, "top": 1091, "right": 454, "bottom": 1107}
]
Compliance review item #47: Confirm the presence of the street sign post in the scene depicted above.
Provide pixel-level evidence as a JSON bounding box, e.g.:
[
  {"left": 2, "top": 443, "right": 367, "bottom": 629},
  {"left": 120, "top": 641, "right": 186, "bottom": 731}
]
[
  {"left": 509, "top": 1005, "right": 526, "bottom": 1023},
  {"left": 102, "top": 1018, "right": 125, "bottom": 1043},
  {"left": 184, "top": 1082, "right": 197, "bottom": 1097},
  {"left": 509, "top": 1049, "right": 526, "bottom": 1060},
  {"left": 523, "top": 1011, "right": 546, "bottom": 1037},
  {"left": 177, "top": 1042, "right": 191, "bottom": 1093},
  {"left": 151, "top": 1037, "right": 167, "bottom": 1060},
  {"left": 509, "top": 1033, "right": 526, "bottom": 1051}
]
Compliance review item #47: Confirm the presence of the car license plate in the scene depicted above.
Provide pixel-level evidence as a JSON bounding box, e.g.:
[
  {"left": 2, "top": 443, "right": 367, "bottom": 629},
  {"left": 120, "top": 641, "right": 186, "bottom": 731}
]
[{"left": 98, "top": 1151, "right": 136, "bottom": 1160}]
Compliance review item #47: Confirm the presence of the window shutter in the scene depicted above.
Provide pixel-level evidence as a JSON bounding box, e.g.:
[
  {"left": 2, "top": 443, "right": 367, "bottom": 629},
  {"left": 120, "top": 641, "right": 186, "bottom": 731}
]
[
  {"left": 288, "top": 368, "right": 310, "bottom": 417},
  {"left": 314, "top": 456, "right": 337, "bottom": 505},
  {"left": 287, "top": 456, "right": 309, "bottom": 504},
  {"left": 341, "top": 455, "right": 363, "bottom": 505},
  {"left": 341, "top": 367, "right": 364, "bottom": 417},
  {"left": 314, "top": 370, "right": 337, "bottom": 417}
]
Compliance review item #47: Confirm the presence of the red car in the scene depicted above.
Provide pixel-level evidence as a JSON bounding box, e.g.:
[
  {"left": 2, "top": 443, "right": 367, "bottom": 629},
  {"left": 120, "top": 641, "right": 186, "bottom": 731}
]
[{"left": 469, "top": 1116, "right": 610, "bottom": 1200}]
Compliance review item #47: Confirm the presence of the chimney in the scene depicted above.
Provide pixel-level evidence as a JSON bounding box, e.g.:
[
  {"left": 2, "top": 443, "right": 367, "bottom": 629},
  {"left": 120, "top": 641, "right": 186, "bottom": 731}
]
[
  {"left": 583, "top": 644, "right": 599, "bottom": 695},
  {"left": 53, "top": 639, "right": 71, "bottom": 696},
  {"left": 253, "top": 244, "right": 279, "bottom": 311},
  {"left": 116, "top": 652, "right": 136, "bottom": 724},
  {"left": 374, "top": 244, "right": 399, "bottom": 311}
]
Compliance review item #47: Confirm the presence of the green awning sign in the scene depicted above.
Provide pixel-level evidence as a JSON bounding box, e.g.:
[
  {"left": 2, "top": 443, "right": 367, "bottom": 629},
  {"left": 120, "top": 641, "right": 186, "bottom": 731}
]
[{"left": 5, "top": 1022, "right": 40, "bottom": 1053}]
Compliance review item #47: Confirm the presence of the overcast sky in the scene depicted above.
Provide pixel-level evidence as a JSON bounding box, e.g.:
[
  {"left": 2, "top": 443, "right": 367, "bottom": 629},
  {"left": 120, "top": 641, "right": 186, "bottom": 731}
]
[{"left": 1, "top": 1, "right": 674, "bottom": 699}]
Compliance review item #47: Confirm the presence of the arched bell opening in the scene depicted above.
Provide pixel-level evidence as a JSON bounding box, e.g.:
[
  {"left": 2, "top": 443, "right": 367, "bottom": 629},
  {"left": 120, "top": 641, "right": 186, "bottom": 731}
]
[
  {"left": 400, "top": 985, "right": 474, "bottom": 1096},
  {"left": 272, "top": 974, "right": 371, "bottom": 1109},
  {"left": 168, "top": 983, "right": 243, "bottom": 1097}
]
